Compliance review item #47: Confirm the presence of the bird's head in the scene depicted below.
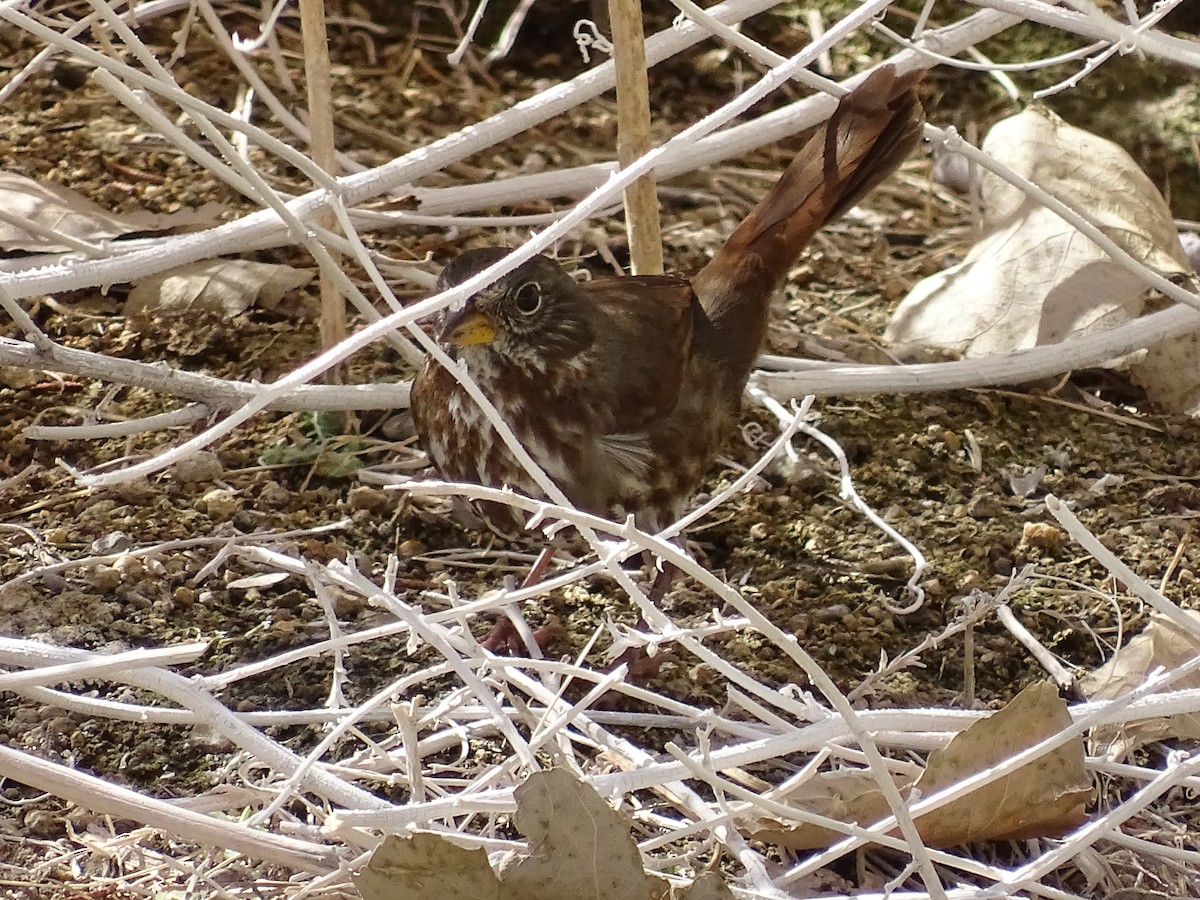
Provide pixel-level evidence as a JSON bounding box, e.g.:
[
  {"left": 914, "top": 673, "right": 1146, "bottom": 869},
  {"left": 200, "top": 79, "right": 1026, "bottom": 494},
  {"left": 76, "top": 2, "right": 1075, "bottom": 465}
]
[{"left": 432, "top": 249, "right": 593, "bottom": 367}]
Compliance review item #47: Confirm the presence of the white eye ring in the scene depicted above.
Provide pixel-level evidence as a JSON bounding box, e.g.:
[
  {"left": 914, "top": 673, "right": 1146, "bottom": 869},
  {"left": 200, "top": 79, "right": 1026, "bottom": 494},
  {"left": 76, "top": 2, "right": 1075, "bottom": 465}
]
[{"left": 512, "top": 281, "right": 542, "bottom": 315}]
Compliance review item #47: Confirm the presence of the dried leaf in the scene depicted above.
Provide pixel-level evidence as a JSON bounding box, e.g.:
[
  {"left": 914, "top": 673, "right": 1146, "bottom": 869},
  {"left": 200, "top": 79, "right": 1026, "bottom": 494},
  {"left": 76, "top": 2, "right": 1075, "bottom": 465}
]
[
  {"left": 1080, "top": 611, "right": 1200, "bottom": 757},
  {"left": 751, "top": 768, "right": 907, "bottom": 850},
  {"left": 353, "top": 770, "right": 695, "bottom": 900},
  {"left": 0, "top": 172, "right": 220, "bottom": 252},
  {"left": 503, "top": 768, "right": 661, "bottom": 900},
  {"left": 226, "top": 572, "right": 290, "bottom": 590},
  {"left": 353, "top": 832, "right": 501, "bottom": 900},
  {"left": 123, "top": 259, "right": 315, "bottom": 319},
  {"left": 1130, "top": 332, "right": 1200, "bottom": 416},
  {"left": 912, "top": 681, "right": 1091, "bottom": 844},
  {"left": 671, "top": 872, "right": 735, "bottom": 899},
  {"left": 886, "top": 108, "right": 1190, "bottom": 358},
  {"left": 754, "top": 682, "right": 1091, "bottom": 850}
]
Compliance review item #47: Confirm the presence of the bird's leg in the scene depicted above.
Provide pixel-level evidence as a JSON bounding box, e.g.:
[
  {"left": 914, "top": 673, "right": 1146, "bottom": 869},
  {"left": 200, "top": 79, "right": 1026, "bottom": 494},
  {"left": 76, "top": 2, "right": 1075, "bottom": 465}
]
[
  {"left": 481, "top": 537, "right": 675, "bottom": 658},
  {"left": 646, "top": 560, "right": 677, "bottom": 604},
  {"left": 605, "top": 542, "right": 685, "bottom": 680},
  {"left": 479, "top": 545, "right": 565, "bottom": 654},
  {"left": 522, "top": 544, "right": 556, "bottom": 585}
]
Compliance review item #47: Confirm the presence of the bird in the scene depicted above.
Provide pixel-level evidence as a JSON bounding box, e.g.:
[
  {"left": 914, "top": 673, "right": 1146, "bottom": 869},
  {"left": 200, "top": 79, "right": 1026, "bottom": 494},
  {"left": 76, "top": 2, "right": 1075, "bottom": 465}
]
[
  {"left": 411, "top": 67, "right": 923, "bottom": 660},
  {"left": 412, "top": 66, "right": 923, "bottom": 535}
]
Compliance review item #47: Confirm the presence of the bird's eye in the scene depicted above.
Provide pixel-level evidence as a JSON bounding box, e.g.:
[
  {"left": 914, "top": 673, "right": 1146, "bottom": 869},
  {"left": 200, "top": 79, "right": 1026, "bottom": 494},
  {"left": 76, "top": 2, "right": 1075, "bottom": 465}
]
[{"left": 512, "top": 282, "right": 542, "bottom": 315}]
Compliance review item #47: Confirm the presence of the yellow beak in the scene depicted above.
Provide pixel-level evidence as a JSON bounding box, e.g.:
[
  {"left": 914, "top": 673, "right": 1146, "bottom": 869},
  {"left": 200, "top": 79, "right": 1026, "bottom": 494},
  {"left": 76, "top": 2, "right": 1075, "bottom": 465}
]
[{"left": 442, "top": 310, "right": 497, "bottom": 346}]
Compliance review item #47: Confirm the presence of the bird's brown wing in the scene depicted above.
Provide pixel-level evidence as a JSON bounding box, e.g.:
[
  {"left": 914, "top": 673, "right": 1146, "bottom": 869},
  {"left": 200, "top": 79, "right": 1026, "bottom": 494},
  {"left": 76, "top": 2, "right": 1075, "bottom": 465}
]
[{"left": 580, "top": 275, "right": 698, "bottom": 435}]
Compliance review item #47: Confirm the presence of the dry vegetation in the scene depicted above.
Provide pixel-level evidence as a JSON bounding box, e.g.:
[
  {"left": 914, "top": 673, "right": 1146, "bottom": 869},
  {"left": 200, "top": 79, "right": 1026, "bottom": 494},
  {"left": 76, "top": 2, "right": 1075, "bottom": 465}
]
[{"left": 1, "top": 1, "right": 1200, "bottom": 898}]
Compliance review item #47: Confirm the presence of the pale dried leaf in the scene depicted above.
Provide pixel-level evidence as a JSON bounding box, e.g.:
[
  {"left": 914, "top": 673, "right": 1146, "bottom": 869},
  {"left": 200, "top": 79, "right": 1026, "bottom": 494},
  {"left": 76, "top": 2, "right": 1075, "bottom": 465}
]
[
  {"left": 0, "top": 172, "right": 220, "bottom": 251},
  {"left": 749, "top": 768, "right": 909, "bottom": 851},
  {"left": 502, "top": 768, "right": 660, "bottom": 900},
  {"left": 887, "top": 214, "right": 1149, "bottom": 355},
  {"left": 754, "top": 682, "right": 1090, "bottom": 850},
  {"left": 123, "top": 259, "right": 315, "bottom": 319},
  {"left": 1130, "top": 331, "right": 1200, "bottom": 416},
  {"left": 1080, "top": 611, "right": 1200, "bottom": 756},
  {"left": 912, "top": 680, "right": 1091, "bottom": 845},
  {"left": 353, "top": 832, "right": 501, "bottom": 900},
  {"left": 671, "top": 872, "right": 735, "bottom": 899},
  {"left": 226, "top": 572, "right": 290, "bottom": 589},
  {"left": 979, "top": 109, "right": 1184, "bottom": 264},
  {"left": 352, "top": 771, "right": 668, "bottom": 900},
  {"left": 886, "top": 108, "right": 1190, "bottom": 358}
]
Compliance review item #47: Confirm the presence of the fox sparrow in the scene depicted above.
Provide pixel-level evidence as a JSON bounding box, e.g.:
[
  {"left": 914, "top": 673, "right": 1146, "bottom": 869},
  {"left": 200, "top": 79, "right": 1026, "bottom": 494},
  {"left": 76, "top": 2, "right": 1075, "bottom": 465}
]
[{"left": 412, "top": 66, "right": 924, "bottom": 537}]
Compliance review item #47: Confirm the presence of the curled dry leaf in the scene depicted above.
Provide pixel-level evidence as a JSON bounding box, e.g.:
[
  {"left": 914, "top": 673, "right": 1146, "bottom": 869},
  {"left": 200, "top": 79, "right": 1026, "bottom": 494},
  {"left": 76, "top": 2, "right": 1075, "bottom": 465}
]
[
  {"left": 354, "top": 769, "right": 713, "bottom": 900},
  {"left": 1080, "top": 610, "right": 1200, "bottom": 758},
  {"left": 754, "top": 681, "right": 1091, "bottom": 849},
  {"left": 123, "top": 259, "right": 316, "bottom": 319},
  {"left": 886, "top": 108, "right": 1190, "bottom": 358},
  {"left": 0, "top": 171, "right": 220, "bottom": 252}
]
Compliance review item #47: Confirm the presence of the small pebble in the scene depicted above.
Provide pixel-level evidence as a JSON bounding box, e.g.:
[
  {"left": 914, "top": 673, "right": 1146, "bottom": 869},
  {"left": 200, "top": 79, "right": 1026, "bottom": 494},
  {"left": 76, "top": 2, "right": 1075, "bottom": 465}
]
[
  {"left": 173, "top": 451, "right": 224, "bottom": 484},
  {"left": 91, "top": 531, "right": 133, "bottom": 554},
  {"left": 813, "top": 603, "right": 850, "bottom": 624},
  {"left": 333, "top": 592, "right": 370, "bottom": 618},
  {"left": 379, "top": 411, "right": 417, "bottom": 442},
  {"left": 398, "top": 539, "right": 427, "bottom": 557},
  {"left": 258, "top": 480, "right": 291, "bottom": 507},
  {"left": 1020, "top": 522, "right": 1065, "bottom": 553},
  {"left": 966, "top": 496, "right": 1004, "bottom": 519},
  {"left": 43, "top": 528, "right": 71, "bottom": 545},
  {"left": 346, "top": 485, "right": 389, "bottom": 513},
  {"left": 199, "top": 488, "right": 238, "bottom": 521},
  {"left": 89, "top": 566, "right": 121, "bottom": 591},
  {"left": 23, "top": 809, "right": 62, "bottom": 838},
  {"left": 113, "top": 555, "right": 145, "bottom": 580},
  {"left": 79, "top": 499, "right": 118, "bottom": 521}
]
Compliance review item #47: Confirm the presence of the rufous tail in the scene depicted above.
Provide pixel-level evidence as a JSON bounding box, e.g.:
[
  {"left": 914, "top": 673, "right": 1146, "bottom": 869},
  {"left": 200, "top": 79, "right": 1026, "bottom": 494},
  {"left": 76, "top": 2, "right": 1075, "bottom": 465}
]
[{"left": 693, "top": 65, "right": 925, "bottom": 380}]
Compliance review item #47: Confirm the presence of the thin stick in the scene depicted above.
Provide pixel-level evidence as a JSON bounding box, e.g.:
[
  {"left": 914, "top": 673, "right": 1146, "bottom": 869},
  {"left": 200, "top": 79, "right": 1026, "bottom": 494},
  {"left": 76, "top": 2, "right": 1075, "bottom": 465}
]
[
  {"left": 996, "top": 603, "right": 1076, "bottom": 693},
  {"left": 0, "top": 743, "right": 337, "bottom": 872},
  {"left": 608, "top": 0, "right": 664, "bottom": 275},
  {"left": 299, "top": 0, "right": 347, "bottom": 373},
  {"left": 962, "top": 612, "right": 976, "bottom": 707}
]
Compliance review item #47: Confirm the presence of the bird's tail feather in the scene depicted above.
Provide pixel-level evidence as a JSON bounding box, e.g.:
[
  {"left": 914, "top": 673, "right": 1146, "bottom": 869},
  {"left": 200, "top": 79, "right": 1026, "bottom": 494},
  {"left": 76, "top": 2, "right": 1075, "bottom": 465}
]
[{"left": 693, "top": 65, "right": 925, "bottom": 378}]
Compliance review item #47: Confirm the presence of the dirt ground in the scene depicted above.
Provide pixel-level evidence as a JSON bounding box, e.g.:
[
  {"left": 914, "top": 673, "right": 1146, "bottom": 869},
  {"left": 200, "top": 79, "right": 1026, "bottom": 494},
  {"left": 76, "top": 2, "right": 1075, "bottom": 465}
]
[{"left": 2, "top": 3, "right": 1199, "bottom": 897}]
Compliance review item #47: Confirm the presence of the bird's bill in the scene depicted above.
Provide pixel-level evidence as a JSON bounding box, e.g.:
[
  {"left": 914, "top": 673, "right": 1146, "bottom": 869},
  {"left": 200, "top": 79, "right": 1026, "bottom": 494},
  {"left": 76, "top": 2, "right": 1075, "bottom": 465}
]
[{"left": 441, "top": 309, "right": 498, "bottom": 346}]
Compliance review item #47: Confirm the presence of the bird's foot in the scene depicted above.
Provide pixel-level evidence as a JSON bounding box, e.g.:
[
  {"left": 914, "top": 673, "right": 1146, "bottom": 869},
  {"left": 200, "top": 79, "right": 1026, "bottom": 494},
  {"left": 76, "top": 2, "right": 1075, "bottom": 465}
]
[
  {"left": 479, "top": 615, "right": 566, "bottom": 656},
  {"left": 605, "top": 643, "right": 677, "bottom": 681}
]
